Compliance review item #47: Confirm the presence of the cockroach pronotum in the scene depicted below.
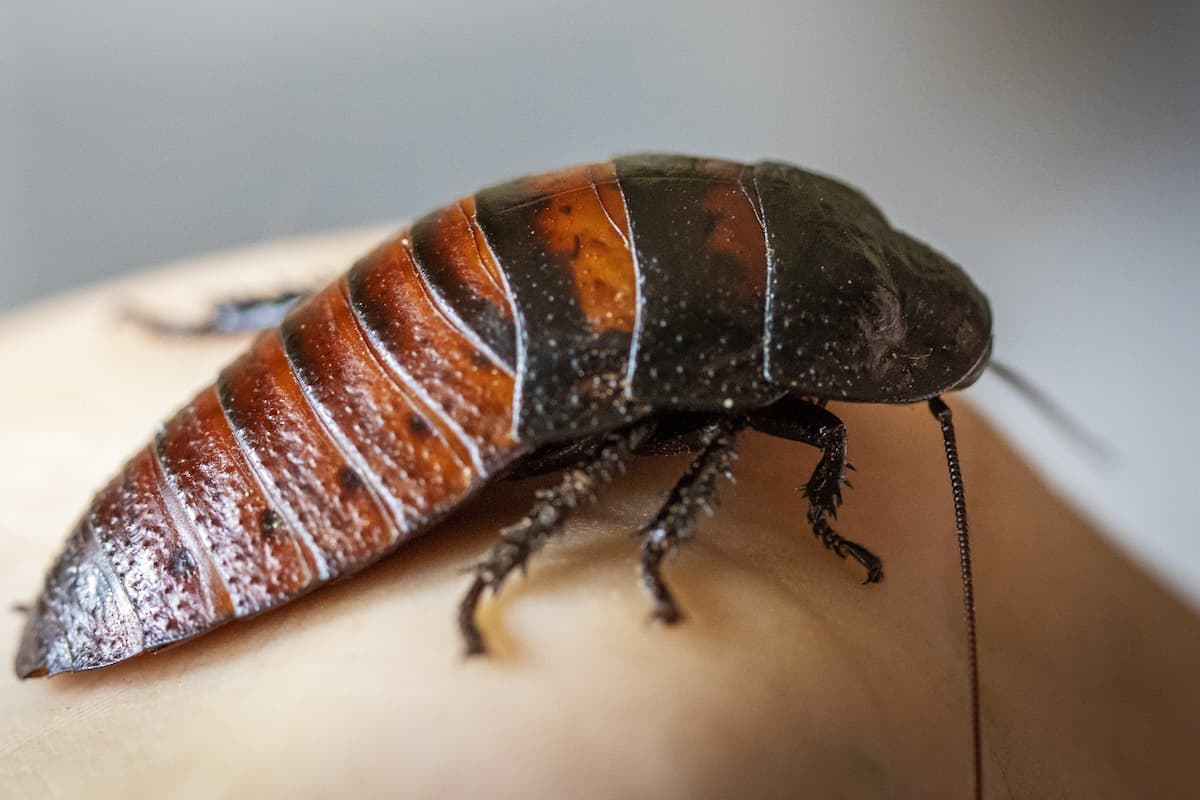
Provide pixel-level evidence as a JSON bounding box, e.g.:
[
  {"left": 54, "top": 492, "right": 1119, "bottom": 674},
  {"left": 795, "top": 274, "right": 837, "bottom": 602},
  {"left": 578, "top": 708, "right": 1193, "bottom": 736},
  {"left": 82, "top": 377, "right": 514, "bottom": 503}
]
[{"left": 16, "top": 154, "right": 996, "bottom": 797}]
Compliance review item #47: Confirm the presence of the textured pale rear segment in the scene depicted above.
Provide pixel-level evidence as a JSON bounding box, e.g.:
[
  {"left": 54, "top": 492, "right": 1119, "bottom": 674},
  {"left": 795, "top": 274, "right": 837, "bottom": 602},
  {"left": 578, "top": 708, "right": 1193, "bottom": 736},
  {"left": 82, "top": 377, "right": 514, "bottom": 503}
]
[{"left": 16, "top": 519, "right": 144, "bottom": 678}]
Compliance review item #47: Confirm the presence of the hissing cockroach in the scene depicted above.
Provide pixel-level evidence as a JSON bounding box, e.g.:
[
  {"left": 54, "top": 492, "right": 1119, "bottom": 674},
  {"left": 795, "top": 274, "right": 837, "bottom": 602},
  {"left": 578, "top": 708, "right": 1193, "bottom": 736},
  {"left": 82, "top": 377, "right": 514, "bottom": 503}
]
[{"left": 16, "top": 154, "right": 992, "bottom": 795}]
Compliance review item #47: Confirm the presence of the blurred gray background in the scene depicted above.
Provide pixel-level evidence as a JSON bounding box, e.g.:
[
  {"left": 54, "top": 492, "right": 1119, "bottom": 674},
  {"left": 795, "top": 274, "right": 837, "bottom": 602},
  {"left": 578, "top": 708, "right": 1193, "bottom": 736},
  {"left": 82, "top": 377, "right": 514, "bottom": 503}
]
[{"left": 2, "top": 2, "right": 1198, "bottom": 604}]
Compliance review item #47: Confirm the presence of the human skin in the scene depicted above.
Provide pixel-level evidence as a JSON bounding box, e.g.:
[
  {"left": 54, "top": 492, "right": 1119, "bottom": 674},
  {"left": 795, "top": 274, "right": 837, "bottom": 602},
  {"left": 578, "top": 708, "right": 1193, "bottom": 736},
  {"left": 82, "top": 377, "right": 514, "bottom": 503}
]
[{"left": 1, "top": 228, "right": 1198, "bottom": 798}]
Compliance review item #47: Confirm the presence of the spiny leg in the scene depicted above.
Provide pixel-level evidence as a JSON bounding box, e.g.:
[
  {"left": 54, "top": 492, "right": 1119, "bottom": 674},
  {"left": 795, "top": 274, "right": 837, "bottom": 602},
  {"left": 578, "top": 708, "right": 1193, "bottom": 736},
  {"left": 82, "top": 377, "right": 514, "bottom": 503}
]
[
  {"left": 123, "top": 290, "right": 308, "bottom": 336},
  {"left": 748, "top": 396, "right": 883, "bottom": 583},
  {"left": 458, "top": 423, "right": 651, "bottom": 656},
  {"left": 640, "top": 418, "right": 744, "bottom": 624}
]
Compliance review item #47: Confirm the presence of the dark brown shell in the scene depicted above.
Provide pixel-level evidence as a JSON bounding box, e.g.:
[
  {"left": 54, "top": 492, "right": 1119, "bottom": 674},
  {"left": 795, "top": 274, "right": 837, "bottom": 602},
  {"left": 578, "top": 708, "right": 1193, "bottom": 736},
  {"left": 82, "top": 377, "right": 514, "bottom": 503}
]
[{"left": 16, "top": 154, "right": 990, "bottom": 676}]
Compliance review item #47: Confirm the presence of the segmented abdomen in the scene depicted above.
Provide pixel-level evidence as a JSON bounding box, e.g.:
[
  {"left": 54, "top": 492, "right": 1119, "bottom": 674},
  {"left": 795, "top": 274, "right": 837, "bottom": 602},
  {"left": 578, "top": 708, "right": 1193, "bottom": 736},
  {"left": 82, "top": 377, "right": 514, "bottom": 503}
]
[
  {"left": 17, "top": 208, "right": 534, "bottom": 676},
  {"left": 18, "top": 154, "right": 787, "bottom": 676}
]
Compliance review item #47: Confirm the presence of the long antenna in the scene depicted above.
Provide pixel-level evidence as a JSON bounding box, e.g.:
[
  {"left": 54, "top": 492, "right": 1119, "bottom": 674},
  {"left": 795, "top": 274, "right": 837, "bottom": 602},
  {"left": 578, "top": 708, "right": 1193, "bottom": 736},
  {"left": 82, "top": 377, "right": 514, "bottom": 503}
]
[
  {"left": 988, "top": 360, "right": 1112, "bottom": 461},
  {"left": 929, "top": 397, "right": 983, "bottom": 800}
]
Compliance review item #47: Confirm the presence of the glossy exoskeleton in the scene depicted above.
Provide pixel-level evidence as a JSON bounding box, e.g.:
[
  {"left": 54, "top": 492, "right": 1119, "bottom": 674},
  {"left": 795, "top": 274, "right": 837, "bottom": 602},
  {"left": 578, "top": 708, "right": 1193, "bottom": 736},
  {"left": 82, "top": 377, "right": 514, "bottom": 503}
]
[{"left": 16, "top": 154, "right": 992, "bottom": 793}]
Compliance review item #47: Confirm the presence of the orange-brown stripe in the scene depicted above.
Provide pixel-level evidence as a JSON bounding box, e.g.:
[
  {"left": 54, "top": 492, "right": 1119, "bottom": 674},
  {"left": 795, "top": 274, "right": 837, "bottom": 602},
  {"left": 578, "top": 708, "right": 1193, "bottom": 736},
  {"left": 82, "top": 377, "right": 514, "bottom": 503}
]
[
  {"left": 347, "top": 235, "right": 518, "bottom": 471},
  {"left": 155, "top": 386, "right": 316, "bottom": 614},
  {"left": 410, "top": 204, "right": 518, "bottom": 369},
  {"left": 473, "top": 163, "right": 645, "bottom": 440},
  {"left": 458, "top": 196, "right": 509, "bottom": 292},
  {"left": 281, "top": 283, "right": 476, "bottom": 534},
  {"left": 530, "top": 167, "right": 637, "bottom": 335},
  {"left": 218, "top": 330, "right": 399, "bottom": 577},
  {"left": 588, "top": 162, "right": 633, "bottom": 244}
]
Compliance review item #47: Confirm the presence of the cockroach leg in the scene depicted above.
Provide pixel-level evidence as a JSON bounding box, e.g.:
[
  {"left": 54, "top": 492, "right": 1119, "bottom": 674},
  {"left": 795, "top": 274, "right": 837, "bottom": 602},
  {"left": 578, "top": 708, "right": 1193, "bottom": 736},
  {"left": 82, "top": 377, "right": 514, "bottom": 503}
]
[
  {"left": 639, "top": 419, "right": 743, "bottom": 624},
  {"left": 748, "top": 397, "right": 883, "bottom": 583},
  {"left": 123, "top": 290, "right": 308, "bottom": 336},
  {"left": 458, "top": 422, "right": 651, "bottom": 656}
]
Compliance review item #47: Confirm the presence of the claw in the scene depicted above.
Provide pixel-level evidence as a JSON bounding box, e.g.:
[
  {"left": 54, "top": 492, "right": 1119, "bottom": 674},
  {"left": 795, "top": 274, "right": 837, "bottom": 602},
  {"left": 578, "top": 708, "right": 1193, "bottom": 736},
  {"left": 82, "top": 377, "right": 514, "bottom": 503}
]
[
  {"left": 462, "top": 632, "right": 488, "bottom": 658},
  {"left": 649, "top": 603, "right": 684, "bottom": 626}
]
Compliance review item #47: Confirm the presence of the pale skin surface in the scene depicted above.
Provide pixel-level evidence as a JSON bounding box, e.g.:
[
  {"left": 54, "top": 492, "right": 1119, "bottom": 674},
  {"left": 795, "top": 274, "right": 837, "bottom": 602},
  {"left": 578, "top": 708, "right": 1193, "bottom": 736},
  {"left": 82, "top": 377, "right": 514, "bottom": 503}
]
[{"left": 1, "top": 228, "right": 1198, "bottom": 799}]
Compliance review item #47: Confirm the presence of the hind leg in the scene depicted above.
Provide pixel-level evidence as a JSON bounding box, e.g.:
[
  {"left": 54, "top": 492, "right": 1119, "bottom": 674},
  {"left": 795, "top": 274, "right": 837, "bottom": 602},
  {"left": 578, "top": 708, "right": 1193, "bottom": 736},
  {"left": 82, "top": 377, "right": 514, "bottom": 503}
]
[
  {"left": 748, "top": 397, "right": 883, "bottom": 583},
  {"left": 458, "top": 423, "right": 652, "bottom": 656},
  {"left": 124, "top": 290, "right": 308, "bottom": 336}
]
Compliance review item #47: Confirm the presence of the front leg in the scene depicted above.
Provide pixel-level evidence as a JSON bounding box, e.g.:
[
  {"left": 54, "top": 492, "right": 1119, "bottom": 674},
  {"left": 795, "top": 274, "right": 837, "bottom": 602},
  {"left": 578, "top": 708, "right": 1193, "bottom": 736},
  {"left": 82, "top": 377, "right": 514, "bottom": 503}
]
[{"left": 748, "top": 397, "right": 883, "bottom": 583}]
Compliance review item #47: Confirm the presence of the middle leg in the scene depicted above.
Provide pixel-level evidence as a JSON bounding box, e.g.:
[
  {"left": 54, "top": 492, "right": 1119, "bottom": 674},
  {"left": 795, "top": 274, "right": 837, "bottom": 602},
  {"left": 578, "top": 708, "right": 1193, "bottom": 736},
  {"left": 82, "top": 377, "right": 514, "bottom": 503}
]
[{"left": 639, "top": 417, "right": 745, "bottom": 624}]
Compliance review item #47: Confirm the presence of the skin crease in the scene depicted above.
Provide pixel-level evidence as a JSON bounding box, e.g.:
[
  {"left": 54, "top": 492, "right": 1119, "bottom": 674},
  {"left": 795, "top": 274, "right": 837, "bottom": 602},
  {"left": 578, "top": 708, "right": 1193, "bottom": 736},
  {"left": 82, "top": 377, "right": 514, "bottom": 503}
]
[{"left": 2, "top": 229, "right": 1199, "bottom": 799}]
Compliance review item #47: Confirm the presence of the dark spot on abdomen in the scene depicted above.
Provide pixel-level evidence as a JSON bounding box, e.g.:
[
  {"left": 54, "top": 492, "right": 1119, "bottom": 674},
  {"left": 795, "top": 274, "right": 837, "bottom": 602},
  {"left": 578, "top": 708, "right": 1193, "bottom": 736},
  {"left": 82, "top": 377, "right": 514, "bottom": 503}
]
[
  {"left": 260, "top": 508, "right": 283, "bottom": 538},
  {"left": 408, "top": 412, "right": 432, "bottom": 437},
  {"left": 339, "top": 465, "right": 364, "bottom": 493},
  {"left": 169, "top": 546, "right": 196, "bottom": 577}
]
